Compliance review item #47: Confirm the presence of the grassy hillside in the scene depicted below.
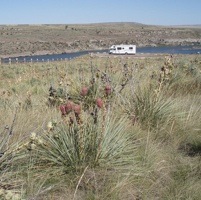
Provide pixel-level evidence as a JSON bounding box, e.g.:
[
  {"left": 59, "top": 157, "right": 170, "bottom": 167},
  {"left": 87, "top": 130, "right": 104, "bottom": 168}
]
[
  {"left": 0, "top": 23, "right": 201, "bottom": 57},
  {"left": 0, "top": 54, "right": 200, "bottom": 199}
]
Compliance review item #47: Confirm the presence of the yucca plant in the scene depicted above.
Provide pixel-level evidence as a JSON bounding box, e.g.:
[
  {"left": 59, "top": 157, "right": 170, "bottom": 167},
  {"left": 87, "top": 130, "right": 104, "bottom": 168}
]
[
  {"left": 0, "top": 116, "right": 18, "bottom": 173},
  {"left": 0, "top": 129, "right": 11, "bottom": 175},
  {"left": 0, "top": 127, "right": 24, "bottom": 199},
  {"left": 124, "top": 85, "right": 175, "bottom": 130},
  {"left": 29, "top": 111, "right": 136, "bottom": 174}
]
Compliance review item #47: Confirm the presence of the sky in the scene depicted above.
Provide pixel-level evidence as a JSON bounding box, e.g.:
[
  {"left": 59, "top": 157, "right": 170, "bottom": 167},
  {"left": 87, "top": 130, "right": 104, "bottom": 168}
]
[{"left": 0, "top": 0, "right": 200, "bottom": 25}]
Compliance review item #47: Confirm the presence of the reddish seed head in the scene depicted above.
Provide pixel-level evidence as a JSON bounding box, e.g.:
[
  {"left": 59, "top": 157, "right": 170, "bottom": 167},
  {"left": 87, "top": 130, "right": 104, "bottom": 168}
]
[
  {"left": 65, "top": 101, "right": 74, "bottom": 114},
  {"left": 60, "top": 105, "right": 66, "bottom": 115},
  {"left": 73, "top": 104, "right": 81, "bottom": 115},
  {"left": 96, "top": 98, "right": 103, "bottom": 108},
  {"left": 80, "top": 87, "right": 88, "bottom": 96},
  {"left": 105, "top": 84, "right": 112, "bottom": 95}
]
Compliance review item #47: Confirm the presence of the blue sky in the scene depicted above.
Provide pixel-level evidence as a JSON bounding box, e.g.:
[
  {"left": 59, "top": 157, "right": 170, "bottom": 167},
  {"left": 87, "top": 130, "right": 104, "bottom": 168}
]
[{"left": 0, "top": 0, "right": 200, "bottom": 25}]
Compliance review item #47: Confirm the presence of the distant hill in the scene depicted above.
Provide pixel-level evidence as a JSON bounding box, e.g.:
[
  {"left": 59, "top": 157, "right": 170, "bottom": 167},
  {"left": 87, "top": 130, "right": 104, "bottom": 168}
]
[{"left": 0, "top": 22, "right": 201, "bottom": 57}]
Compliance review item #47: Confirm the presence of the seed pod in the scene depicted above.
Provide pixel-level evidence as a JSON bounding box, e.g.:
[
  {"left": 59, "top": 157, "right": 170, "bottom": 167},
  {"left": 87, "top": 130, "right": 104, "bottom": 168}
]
[
  {"left": 73, "top": 104, "right": 81, "bottom": 115},
  {"left": 96, "top": 98, "right": 103, "bottom": 108},
  {"left": 47, "top": 121, "right": 54, "bottom": 132},
  {"left": 65, "top": 101, "right": 74, "bottom": 114},
  {"left": 80, "top": 87, "right": 88, "bottom": 96},
  {"left": 60, "top": 105, "right": 66, "bottom": 115},
  {"left": 30, "top": 143, "right": 37, "bottom": 150},
  {"left": 30, "top": 132, "right": 37, "bottom": 141},
  {"left": 105, "top": 84, "right": 112, "bottom": 95}
]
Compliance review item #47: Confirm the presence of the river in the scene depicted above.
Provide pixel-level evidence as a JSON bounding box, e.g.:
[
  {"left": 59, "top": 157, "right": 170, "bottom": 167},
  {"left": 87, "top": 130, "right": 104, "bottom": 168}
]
[{"left": 1, "top": 45, "right": 201, "bottom": 64}]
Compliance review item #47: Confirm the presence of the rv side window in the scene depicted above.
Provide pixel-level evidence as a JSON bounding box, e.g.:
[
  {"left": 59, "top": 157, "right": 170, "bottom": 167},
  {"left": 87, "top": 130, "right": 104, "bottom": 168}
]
[
  {"left": 117, "top": 47, "right": 122, "bottom": 50},
  {"left": 129, "top": 47, "right": 133, "bottom": 50}
]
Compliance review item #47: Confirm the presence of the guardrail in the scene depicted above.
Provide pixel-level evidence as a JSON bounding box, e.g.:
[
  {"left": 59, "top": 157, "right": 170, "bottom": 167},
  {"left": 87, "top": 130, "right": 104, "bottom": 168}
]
[
  {"left": 0, "top": 57, "right": 73, "bottom": 65},
  {"left": 0, "top": 50, "right": 108, "bottom": 65}
]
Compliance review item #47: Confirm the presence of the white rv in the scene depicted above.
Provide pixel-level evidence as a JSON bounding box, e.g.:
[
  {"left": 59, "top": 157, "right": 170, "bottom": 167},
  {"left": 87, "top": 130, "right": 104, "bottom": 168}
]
[{"left": 109, "top": 44, "right": 136, "bottom": 55}]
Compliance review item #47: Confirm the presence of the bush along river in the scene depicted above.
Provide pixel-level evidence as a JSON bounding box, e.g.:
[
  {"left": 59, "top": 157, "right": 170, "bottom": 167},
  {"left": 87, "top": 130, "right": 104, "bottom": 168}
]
[{"left": 1, "top": 45, "right": 201, "bottom": 64}]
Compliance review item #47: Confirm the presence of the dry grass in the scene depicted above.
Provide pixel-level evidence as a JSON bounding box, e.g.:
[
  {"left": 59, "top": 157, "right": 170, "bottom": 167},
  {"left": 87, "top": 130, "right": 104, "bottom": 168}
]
[{"left": 0, "top": 54, "right": 201, "bottom": 199}]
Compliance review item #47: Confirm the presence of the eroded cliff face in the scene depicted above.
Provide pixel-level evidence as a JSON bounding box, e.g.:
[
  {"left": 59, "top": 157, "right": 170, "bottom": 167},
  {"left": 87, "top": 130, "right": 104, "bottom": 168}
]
[{"left": 0, "top": 23, "right": 201, "bottom": 57}]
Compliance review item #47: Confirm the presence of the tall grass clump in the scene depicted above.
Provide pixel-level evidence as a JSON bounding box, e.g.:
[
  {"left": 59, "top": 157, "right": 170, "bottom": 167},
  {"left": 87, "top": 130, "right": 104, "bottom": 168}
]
[
  {"left": 166, "top": 56, "right": 201, "bottom": 95},
  {"left": 124, "top": 85, "right": 175, "bottom": 131},
  {"left": 0, "top": 126, "right": 24, "bottom": 199}
]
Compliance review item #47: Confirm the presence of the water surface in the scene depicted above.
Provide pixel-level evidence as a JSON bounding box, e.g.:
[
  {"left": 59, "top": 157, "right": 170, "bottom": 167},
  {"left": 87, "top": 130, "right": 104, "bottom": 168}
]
[{"left": 2, "top": 46, "right": 201, "bottom": 64}]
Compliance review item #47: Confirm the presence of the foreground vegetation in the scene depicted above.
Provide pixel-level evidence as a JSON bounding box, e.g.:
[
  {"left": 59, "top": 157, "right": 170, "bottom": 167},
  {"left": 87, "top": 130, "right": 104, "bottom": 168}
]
[{"left": 0, "top": 54, "right": 201, "bottom": 199}]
